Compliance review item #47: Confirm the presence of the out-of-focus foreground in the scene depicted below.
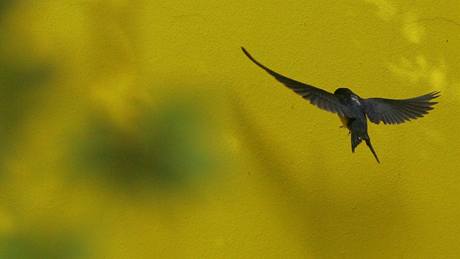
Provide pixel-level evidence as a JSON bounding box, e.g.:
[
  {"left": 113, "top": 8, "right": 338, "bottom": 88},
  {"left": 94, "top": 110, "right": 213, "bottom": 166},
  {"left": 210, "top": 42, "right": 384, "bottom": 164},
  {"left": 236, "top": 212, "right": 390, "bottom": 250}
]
[{"left": 0, "top": 1, "right": 459, "bottom": 258}]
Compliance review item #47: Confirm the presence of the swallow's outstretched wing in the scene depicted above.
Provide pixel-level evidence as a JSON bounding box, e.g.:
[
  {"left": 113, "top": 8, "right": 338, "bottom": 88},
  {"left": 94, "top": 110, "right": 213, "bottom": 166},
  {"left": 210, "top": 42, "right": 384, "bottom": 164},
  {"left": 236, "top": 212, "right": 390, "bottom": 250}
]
[
  {"left": 241, "top": 47, "right": 350, "bottom": 117},
  {"left": 363, "top": 91, "right": 440, "bottom": 125}
]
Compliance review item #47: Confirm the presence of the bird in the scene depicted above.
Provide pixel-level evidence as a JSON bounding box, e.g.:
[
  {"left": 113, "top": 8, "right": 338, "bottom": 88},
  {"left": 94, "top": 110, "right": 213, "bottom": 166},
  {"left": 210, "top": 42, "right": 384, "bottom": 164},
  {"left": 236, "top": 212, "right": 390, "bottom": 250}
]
[{"left": 241, "top": 47, "right": 440, "bottom": 163}]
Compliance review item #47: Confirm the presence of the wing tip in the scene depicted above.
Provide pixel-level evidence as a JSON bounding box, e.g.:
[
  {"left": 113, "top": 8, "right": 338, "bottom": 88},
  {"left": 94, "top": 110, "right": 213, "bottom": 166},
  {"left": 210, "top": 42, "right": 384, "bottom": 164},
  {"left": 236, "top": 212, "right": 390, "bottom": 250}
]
[
  {"left": 241, "top": 46, "right": 248, "bottom": 55},
  {"left": 424, "top": 91, "right": 441, "bottom": 101},
  {"left": 240, "top": 46, "right": 269, "bottom": 72},
  {"left": 241, "top": 46, "right": 255, "bottom": 62},
  {"left": 430, "top": 91, "right": 441, "bottom": 98},
  {"left": 426, "top": 91, "right": 441, "bottom": 107}
]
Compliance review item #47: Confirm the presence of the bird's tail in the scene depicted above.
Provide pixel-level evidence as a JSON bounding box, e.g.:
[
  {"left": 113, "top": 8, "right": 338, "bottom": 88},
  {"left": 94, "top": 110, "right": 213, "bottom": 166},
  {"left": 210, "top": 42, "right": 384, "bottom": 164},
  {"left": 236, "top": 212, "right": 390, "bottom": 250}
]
[
  {"left": 365, "top": 138, "right": 380, "bottom": 163},
  {"left": 351, "top": 131, "right": 362, "bottom": 153},
  {"left": 351, "top": 132, "right": 380, "bottom": 163}
]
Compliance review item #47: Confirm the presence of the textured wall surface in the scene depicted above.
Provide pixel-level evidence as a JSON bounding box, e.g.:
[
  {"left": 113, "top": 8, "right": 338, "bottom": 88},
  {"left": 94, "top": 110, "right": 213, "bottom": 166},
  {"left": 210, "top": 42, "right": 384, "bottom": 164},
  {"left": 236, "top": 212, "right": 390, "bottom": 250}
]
[{"left": 0, "top": 0, "right": 459, "bottom": 258}]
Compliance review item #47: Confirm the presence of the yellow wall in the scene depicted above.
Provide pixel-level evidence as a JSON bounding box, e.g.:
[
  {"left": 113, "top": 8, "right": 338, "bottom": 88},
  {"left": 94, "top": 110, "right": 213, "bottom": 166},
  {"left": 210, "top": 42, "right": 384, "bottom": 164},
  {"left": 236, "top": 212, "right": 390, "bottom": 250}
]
[{"left": 0, "top": 0, "right": 459, "bottom": 258}]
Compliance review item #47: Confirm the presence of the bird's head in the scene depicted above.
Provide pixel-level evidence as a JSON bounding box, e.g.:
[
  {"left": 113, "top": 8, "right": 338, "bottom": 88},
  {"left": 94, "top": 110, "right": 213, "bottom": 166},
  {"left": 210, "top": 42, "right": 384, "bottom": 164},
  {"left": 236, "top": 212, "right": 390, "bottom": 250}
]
[
  {"left": 334, "top": 87, "right": 354, "bottom": 96},
  {"left": 334, "top": 88, "right": 359, "bottom": 104}
]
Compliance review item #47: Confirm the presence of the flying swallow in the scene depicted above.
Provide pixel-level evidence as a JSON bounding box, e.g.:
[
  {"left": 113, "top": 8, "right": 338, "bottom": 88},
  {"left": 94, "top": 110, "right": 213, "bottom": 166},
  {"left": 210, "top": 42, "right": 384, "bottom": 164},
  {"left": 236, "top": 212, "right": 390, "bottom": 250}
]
[{"left": 241, "top": 47, "right": 440, "bottom": 163}]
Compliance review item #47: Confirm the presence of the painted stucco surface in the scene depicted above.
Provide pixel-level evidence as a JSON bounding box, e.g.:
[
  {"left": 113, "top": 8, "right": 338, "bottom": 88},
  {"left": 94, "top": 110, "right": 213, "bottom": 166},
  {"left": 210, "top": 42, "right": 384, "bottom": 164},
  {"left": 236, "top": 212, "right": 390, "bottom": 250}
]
[{"left": 0, "top": 0, "right": 459, "bottom": 258}]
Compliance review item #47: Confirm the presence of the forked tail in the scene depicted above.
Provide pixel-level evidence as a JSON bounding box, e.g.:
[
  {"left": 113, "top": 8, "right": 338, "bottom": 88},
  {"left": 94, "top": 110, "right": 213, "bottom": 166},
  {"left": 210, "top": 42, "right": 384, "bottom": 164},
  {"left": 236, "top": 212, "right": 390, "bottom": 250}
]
[
  {"left": 365, "top": 139, "right": 380, "bottom": 163},
  {"left": 351, "top": 132, "right": 380, "bottom": 163}
]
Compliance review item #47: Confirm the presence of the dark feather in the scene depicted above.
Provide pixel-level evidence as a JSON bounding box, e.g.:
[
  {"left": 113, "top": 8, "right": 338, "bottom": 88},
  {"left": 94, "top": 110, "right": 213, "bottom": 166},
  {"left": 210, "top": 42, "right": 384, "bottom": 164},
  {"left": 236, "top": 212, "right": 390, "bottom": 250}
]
[
  {"left": 363, "top": 91, "right": 440, "bottom": 125},
  {"left": 241, "top": 47, "right": 350, "bottom": 117}
]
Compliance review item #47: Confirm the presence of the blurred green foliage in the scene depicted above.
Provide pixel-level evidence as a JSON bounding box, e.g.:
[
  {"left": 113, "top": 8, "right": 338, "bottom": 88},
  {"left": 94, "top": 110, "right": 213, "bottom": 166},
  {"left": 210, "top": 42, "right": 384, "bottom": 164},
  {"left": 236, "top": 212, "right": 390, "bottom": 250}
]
[
  {"left": 73, "top": 100, "right": 217, "bottom": 192},
  {"left": 0, "top": 0, "right": 14, "bottom": 16},
  {"left": 0, "top": 0, "right": 53, "bottom": 160},
  {"left": 0, "top": 57, "right": 52, "bottom": 149},
  {"left": 0, "top": 230, "right": 85, "bottom": 259}
]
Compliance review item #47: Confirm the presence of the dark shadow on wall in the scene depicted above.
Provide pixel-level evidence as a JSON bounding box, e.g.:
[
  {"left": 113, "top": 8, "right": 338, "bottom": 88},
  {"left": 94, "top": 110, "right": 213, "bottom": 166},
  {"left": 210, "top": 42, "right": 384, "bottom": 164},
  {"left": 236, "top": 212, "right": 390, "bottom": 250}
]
[
  {"left": 0, "top": 0, "right": 15, "bottom": 17},
  {"left": 0, "top": 2, "right": 54, "bottom": 169},
  {"left": 0, "top": 228, "right": 86, "bottom": 259},
  {"left": 70, "top": 97, "right": 219, "bottom": 197},
  {"left": 0, "top": 58, "right": 53, "bottom": 143},
  {"left": 230, "top": 94, "right": 409, "bottom": 258}
]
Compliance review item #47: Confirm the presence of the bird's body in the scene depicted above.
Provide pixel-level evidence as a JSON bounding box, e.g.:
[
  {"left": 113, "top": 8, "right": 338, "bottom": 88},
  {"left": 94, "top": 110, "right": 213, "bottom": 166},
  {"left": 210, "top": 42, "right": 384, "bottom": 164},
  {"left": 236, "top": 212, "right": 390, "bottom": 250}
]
[
  {"left": 334, "top": 88, "right": 380, "bottom": 162},
  {"left": 241, "top": 47, "right": 440, "bottom": 163}
]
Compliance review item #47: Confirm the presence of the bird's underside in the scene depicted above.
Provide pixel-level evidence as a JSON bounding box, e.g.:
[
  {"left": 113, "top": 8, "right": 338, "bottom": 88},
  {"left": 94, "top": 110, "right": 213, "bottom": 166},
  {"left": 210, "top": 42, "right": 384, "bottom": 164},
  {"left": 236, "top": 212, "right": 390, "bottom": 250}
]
[{"left": 241, "top": 47, "right": 440, "bottom": 163}]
